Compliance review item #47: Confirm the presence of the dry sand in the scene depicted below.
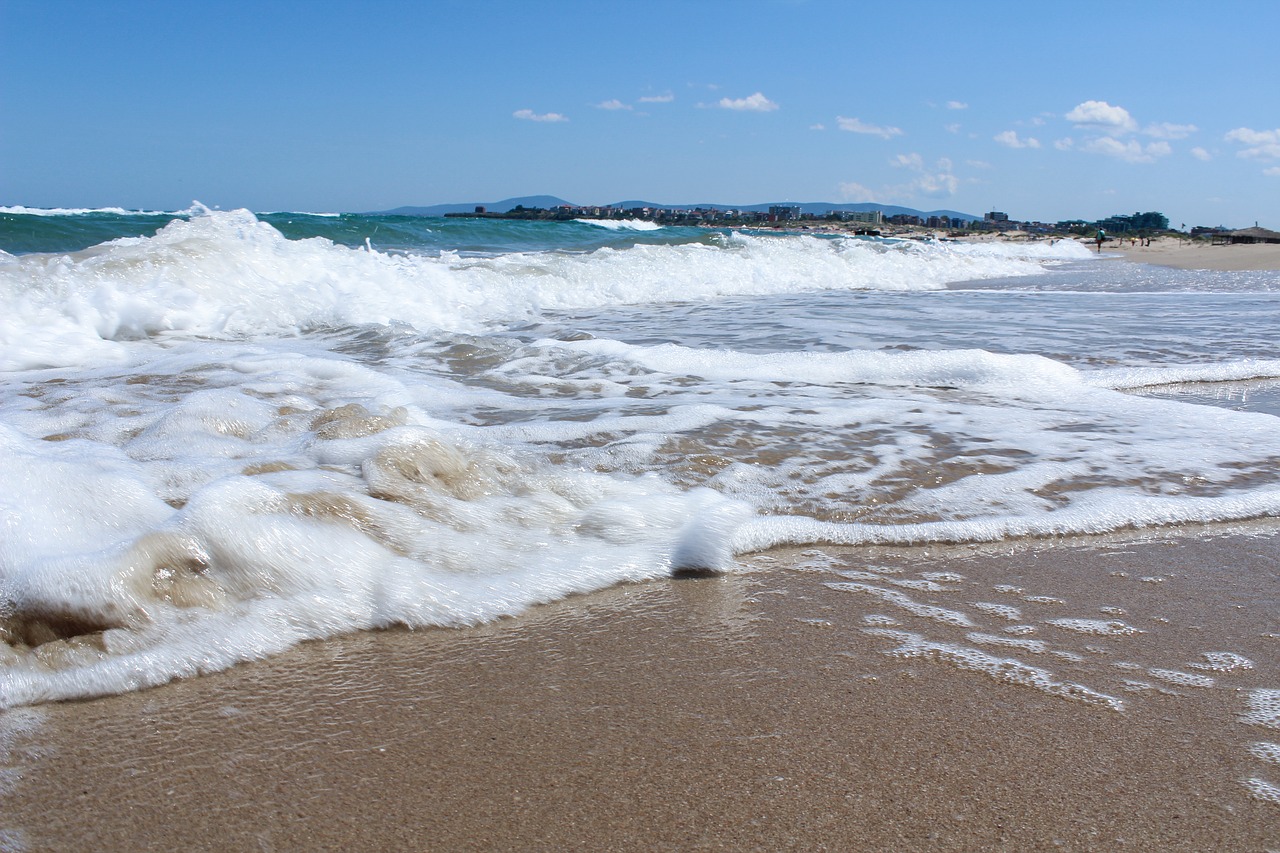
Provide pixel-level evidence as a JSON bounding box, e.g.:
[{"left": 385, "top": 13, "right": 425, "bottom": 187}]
[
  {"left": 1106, "top": 237, "right": 1280, "bottom": 271},
  {"left": 4, "top": 524, "right": 1280, "bottom": 851}
]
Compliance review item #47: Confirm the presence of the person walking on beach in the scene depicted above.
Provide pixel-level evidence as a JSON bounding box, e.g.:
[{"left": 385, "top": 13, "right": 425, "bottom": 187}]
[{"left": 1096, "top": 229, "right": 1106, "bottom": 252}]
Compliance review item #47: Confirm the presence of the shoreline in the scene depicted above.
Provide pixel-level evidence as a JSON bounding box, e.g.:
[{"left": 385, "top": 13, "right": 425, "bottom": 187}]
[
  {"left": 802, "top": 222, "right": 1280, "bottom": 272},
  {"left": 5, "top": 524, "right": 1280, "bottom": 849}
]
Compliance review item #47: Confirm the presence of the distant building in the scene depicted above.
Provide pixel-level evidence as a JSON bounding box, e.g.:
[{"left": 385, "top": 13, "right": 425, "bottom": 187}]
[
  {"left": 1213, "top": 226, "right": 1280, "bottom": 245},
  {"left": 769, "top": 205, "right": 801, "bottom": 221},
  {"left": 985, "top": 211, "right": 1010, "bottom": 223}
]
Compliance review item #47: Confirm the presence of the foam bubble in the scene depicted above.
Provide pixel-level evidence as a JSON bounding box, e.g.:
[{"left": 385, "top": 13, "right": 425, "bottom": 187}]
[
  {"left": 973, "top": 602, "right": 1022, "bottom": 620},
  {"left": 1243, "top": 689, "right": 1280, "bottom": 729},
  {"left": 965, "top": 632, "right": 1048, "bottom": 654},
  {"left": 826, "top": 582, "right": 974, "bottom": 627},
  {"left": 1044, "top": 619, "right": 1142, "bottom": 636},
  {"left": 864, "top": 628, "right": 1123, "bottom": 711},
  {"left": 1191, "top": 651, "right": 1254, "bottom": 673},
  {"left": 1243, "top": 777, "right": 1280, "bottom": 804},
  {"left": 1147, "top": 668, "right": 1215, "bottom": 688}
]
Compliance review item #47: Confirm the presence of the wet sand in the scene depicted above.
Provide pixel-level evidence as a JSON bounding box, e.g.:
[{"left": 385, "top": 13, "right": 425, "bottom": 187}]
[
  {"left": 4, "top": 525, "right": 1280, "bottom": 851},
  {"left": 1110, "top": 237, "right": 1280, "bottom": 271}
]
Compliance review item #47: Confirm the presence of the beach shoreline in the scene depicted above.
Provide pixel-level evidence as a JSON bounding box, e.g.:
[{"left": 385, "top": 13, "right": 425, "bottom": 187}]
[{"left": 5, "top": 524, "right": 1280, "bottom": 850}]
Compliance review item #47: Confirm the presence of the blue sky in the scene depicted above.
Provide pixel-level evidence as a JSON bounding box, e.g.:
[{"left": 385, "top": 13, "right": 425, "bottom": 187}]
[{"left": 3, "top": 0, "right": 1278, "bottom": 227}]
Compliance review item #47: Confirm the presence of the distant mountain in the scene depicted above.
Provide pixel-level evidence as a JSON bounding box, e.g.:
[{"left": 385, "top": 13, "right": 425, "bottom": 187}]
[{"left": 373, "top": 196, "right": 980, "bottom": 222}]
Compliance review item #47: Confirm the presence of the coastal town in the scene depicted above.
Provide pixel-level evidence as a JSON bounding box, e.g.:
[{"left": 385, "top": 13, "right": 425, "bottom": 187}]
[{"left": 444, "top": 202, "right": 1271, "bottom": 243}]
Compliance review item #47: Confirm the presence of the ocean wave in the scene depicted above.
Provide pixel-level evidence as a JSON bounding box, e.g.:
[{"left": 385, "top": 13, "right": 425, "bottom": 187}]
[
  {"left": 575, "top": 218, "right": 665, "bottom": 231},
  {"left": 0, "top": 202, "right": 208, "bottom": 217},
  {"left": 0, "top": 209, "right": 1065, "bottom": 371},
  {"left": 1084, "top": 358, "right": 1280, "bottom": 389}
]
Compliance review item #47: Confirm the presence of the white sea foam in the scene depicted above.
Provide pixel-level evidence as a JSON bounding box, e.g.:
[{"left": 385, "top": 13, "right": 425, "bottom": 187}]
[
  {"left": 1243, "top": 777, "right": 1280, "bottom": 804},
  {"left": 1085, "top": 359, "right": 1280, "bottom": 390},
  {"left": 5, "top": 208, "right": 1280, "bottom": 707},
  {"left": 0, "top": 211, "right": 1065, "bottom": 371},
  {"left": 1191, "top": 651, "right": 1254, "bottom": 672},
  {"left": 1243, "top": 690, "right": 1280, "bottom": 729},
  {"left": 1249, "top": 742, "right": 1280, "bottom": 764},
  {"left": 1147, "top": 668, "right": 1215, "bottom": 688},
  {"left": 864, "top": 628, "right": 1123, "bottom": 711},
  {"left": 1045, "top": 619, "right": 1142, "bottom": 636},
  {"left": 972, "top": 602, "right": 1023, "bottom": 621},
  {"left": 575, "top": 218, "right": 664, "bottom": 231},
  {"left": 0, "top": 205, "right": 186, "bottom": 216},
  {"left": 0, "top": 373, "right": 751, "bottom": 707},
  {"left": 826, "top": 581, "right": 974, "bottom": 627}
]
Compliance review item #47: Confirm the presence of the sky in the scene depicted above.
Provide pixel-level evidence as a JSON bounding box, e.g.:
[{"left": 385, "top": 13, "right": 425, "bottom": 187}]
[{"left": 3, "top": 0, "right": 1279, "bottom": 227}]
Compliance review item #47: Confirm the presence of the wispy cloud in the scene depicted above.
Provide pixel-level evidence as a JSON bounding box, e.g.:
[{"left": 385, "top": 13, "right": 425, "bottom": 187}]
[
  {"left": 994, "top": 130, "right": 1041, "bottom": 149},
  {"left": 836, "top": 116, "right": 903, "bottom": 139},
  {"left": 638, "top": 92, "right": 675, "bottom": 103},
  {"left": 1226, "top": 127, "right": 1280, "bottom": 160},
  {"left": 1144, "top": 121, "right": 1197, "bottom": 140},
  {"left": 718, "top": 92, "right": 779, "bottom": 112},
  {"left": 1190, "top": 146, "right": 1212, "bottom": 161},
  {"left": 1066, "top": 100, "right": 1138, "bottom": 133},
  {"left": 946, "top": 101, "right": 968, "bottom": 110},
  {"left": 595, "top": 99, "right": 632, "bottom": 111},
  {"left": 514, "top": 109, "right": 568, "bottom": 123},
  {"left": 1080, "top": 137, "right": 1171, "bottom": 163},
  {"left": 810, "top": 123, "right": 826, "bottom": 131},
  {"left": 888, "top": 153, "right": 959, "bottom": 198},
  {"left": 838, "top": 181, "right": 877, "bottom": 203}
]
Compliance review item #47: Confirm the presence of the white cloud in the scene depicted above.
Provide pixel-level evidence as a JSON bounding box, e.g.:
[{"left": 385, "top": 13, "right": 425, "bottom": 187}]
[
  {"left": 514, "top": 109, "right": 568, "bottom": 123},
  {"left": 966, "top": 159, "right": 992, "bottom": 169},
  {"left": 946, "top": 101, "right": 968, "bottom": 110},
  {"left": 1065, "top": 100, "right": 1137, "bottom": 133},
  {"left": 883, "top": 153, "right": 960, "bottom": 199},
  {"left": 810, "top": 123, "right": 826, "bottom": 131},
  {"left": 838, "top": 181, "right": 877, "bottom": 202},
  {"left": 638, "top": 92, "right": 675, "bottom": 103},
  {"left": 944, "top": 123, "right": 961, "bottom": 134},
  {"left": 718, "top": 92, "right": 778, "bottom": 112},
  {"left": 1144, "top": 121, "right": 1197, "bottom": 140},
  {"left": 596, "top": 99, "right": 631, "bottom": 111},
  {"left": 1226, "top": 127, "right": 1280, "bottom": 160},
  {"left": 994, "top": 130, "right": 1041, "bottom": 149},
  {"left": 1080, "top": 136, "right": 1171, "bottom": 163},
  {"left": 913, "top": 171, "right": 959, "bottom": 197},
  {"left": 1265, "top": 167, "right": 1280, "bottom": 177},
  {"left": 1226, "top": 127, "right": 1279, "bottom": 146},
  {"left": 836, "top": 116, "right": 903, "bottom": 139},
  {"left": 1191, "top": 146, "right": 1212, "bottom": 161},
  {"left": 1054, "top": 138, "right": 1075, "bottom": 151}
]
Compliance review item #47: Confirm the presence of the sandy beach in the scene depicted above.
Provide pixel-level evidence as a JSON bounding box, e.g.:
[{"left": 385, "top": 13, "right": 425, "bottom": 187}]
[
  {"left": 1107, "top": 237, "right": 1280, "bottom": 271},
  {"left": 5, "top": 522, "right": 1280, "bottom": 851}
]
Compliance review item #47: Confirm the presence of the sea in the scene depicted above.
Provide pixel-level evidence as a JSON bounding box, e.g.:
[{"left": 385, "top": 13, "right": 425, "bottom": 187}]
[{"left": 3, "top": 204, "right": 1280, "bottom": 710}]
